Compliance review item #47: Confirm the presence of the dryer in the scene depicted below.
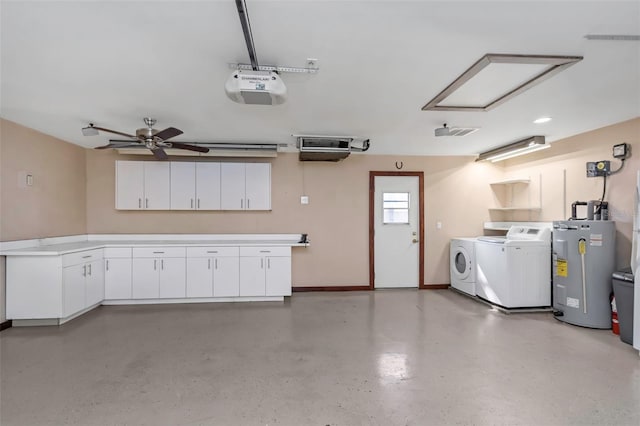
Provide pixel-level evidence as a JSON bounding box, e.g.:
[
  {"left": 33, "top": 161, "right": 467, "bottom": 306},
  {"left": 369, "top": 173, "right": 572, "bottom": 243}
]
[{"left": 450, "top": 238, "right": 477, "bottom": 296}]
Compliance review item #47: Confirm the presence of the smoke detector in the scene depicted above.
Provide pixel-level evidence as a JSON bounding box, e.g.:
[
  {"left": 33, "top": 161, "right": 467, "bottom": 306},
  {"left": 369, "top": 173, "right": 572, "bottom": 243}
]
[{"left": 434, "top": 123, "right": 479, "bottom": 137}]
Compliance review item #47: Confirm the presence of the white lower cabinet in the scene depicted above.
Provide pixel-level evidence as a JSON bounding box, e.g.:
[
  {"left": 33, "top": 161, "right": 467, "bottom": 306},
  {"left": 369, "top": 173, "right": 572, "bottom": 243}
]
[
  {"left": 186, "top": 247, "right": 240, "bottom": 298},
  {"left": 132, "top": 247, "right": 186, "bottom": 299},
  {"left": 105, "top": 258, "right": 133, "bottom": 299},
  {"left": 61, "top": 250, "right": 104, "bottom": 318},
  {"left": 239, "top": 247, "right": 291, "bottom": 297}
]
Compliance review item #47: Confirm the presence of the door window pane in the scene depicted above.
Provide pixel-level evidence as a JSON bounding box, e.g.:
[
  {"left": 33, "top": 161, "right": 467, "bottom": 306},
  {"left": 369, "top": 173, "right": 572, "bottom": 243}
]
[{"left": 383, "top": 192, "right": 410, "bottom": 224}]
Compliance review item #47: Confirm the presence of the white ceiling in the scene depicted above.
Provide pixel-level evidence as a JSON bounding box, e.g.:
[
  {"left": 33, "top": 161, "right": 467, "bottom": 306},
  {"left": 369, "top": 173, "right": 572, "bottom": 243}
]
[{"left": 1, "top": 0, "right": 639, "bottom": 156}]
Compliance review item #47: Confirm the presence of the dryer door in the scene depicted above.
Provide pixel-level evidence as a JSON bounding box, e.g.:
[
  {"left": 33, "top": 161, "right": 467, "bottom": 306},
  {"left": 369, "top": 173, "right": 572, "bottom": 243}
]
[{"left": 452, "top": 246, "right": 472, "bottom": 280}]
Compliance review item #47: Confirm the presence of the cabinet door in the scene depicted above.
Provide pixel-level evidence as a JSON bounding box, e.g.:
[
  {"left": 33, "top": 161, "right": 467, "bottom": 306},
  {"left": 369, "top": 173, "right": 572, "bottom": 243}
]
[
  {"left": 105, "top": 258, "right": 132, "bottom": 300},
  {"left": 213, "top": 256, "right": 240, "bottom": 297},
  {"left": 196, "top": 162, "right": 221, "bottom": 210},
  {"left": 159, "top": 257, "right": 186, "bottom": 298},
  {"left": 132, "top": 258, "right": 159, "bottom": 299},
  {"left": 144, "top": 162, "right": 171, "bottom": 210},
  {"left": 85, "top": 260, "right": 105, "bottom": 307},
  {"left": 186, "top": 258, "right": 213, "bottom": 298},
  {"left": 170, "top": 162, "right": 196, "bottom": 210},
  {"left": 116, "top": 161, "right": 144, "bottom": 210},
  {"left": 265, "top": 256, "right": 292, "bottom": 296},
  {"left": 239, "top": 257, "right": 266, "bottom": 296},
  {"left": 220, "top": 163, "right": 246, "bottom": 210},
  {"left": 63, "top": 264, "right": 86, "bottom": 317},
  {"left": 245, "top": 163, "right": 271, "bottom": 210}
]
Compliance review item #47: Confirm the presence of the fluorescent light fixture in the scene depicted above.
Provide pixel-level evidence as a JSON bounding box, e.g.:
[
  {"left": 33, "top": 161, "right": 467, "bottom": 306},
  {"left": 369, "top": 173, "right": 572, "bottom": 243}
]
[
  {"left": 422, "top": 54, "right": 583, "bottom": 112},
  {"left": 584, "top": 35, "right": 640, "bottom": 41},
  {"left": 112, "top": 141, "right": 279, "bottom": 158},
  {"left": 533, "top": 117, "right": 552, "bottom": 124},
  {"left": 476, "top": 136, "right": 549, "bottom": 162}
]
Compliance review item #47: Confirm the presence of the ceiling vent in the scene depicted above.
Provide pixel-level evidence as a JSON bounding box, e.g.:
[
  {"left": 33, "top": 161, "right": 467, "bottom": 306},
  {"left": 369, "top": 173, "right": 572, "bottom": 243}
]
[
  {"left": 296, "top": 135, "right": 370, "bottom": 162},
  {"left": 434, "top": 124, "right": 480, "bottom": 137}
]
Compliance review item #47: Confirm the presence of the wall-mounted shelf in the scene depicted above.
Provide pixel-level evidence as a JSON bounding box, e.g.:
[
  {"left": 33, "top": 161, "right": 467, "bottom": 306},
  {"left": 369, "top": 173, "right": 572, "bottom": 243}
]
[
  {"left": 490, "top": 178, "right": 530, "bottom": 185},
  {"left": 489, "top": 175, "right": 542, "bottom": 216},
  {"left": 489, "top": 207, "right": 541, "bottom": 211}
]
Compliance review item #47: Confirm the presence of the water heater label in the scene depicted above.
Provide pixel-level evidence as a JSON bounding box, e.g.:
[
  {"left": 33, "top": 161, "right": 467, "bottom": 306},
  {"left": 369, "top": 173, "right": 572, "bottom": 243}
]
[
  {"left": 556, "top": 259, "right": 568, "bottom": 277},
  {"left": 590, "top": 234, "right": 603, "bottom": 246},
  {"left": 567, "top": 297, "right": 580, "bottom": 309}
]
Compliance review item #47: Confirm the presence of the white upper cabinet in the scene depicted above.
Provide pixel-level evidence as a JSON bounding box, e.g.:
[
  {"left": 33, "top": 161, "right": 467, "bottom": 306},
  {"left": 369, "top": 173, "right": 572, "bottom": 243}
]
[
  {"left": 116, "top": 161, "right": 170, "bottom": 210},
  {"left": 220, "top": 163, "right": 246, "bottom": 210},
  {"left": 220, "top": 162, "right": 271, "bottom": 210},
  {"left": 170, "top": 162, "right": 196, "bottom": 210},
  {"left": 195, "top": 162, "right": 221, "bottom": 210},
  {"left": 143, "top": 162, "right": 171, "bottom": 210},
  {"left": 117, "top": 161, "right": 269, "bottom": 211},
  {"left": 116, "top": 161, "right": 145, "bottom": 209},
  {"left": 245, "top": 163, "right": 271, "bottom": 210}
]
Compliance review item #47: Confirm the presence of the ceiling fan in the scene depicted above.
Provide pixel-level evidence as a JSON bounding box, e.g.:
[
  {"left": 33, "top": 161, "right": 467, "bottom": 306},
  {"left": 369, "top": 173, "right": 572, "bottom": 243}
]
[{"left": 82, "top": 117, "right": 210, "bottom": 160}]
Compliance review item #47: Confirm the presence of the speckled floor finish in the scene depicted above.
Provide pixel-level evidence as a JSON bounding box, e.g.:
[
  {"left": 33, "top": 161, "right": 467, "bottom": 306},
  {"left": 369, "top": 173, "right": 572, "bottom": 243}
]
[{"left": 1, "top": 290, "right": 639, "bottom": 425}]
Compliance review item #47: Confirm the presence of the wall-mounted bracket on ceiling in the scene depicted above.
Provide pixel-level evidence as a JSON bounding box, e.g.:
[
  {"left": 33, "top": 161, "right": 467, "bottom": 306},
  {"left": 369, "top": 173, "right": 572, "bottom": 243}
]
[
  {"left": 422, "top": 54, "right": 583, "bottom": 112},
  {"left": 228, "top": 63, "right": 319, "bottom": 74}
]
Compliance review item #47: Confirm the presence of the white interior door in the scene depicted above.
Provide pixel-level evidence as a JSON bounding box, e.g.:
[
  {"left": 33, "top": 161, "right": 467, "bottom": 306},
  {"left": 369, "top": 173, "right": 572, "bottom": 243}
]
[{"left": 374, "top": 176, "right": 420, "bottom": 288}]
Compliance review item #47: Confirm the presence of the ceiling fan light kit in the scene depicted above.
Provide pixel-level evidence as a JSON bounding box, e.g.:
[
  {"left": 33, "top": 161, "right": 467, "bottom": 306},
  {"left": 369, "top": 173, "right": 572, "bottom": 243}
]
[{"left": 82, "top": 118, "right": 209, "bottom": 160}]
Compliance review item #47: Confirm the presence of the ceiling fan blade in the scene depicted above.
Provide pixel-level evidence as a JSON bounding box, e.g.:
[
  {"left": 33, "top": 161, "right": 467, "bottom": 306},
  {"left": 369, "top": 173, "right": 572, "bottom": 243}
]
[
  {"left": 90, "top": 126, "right": 137, "bottom": 139},
  {"left": 169, "top": 142, "right": 210, "bottom": 153},
  {"left": 151, "top": 147, "right": 169, "bottom": 160},
  {"left": 155, "top": 127, "right": 183, "bottom": 141},
  {"left": 95, "top": 143, "right": 140, "bottom": 150}
]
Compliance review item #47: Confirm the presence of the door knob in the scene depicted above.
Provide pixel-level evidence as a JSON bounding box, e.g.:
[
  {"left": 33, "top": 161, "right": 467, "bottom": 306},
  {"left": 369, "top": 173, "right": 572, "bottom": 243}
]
[{"left": 412, "top": 238, "right": 419, "bottom": 243}]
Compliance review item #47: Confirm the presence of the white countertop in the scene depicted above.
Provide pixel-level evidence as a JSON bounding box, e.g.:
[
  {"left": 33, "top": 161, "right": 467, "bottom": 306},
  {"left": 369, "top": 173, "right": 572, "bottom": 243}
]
[{"left": 0, "top": 234, "right": 308, "bottom": 256}]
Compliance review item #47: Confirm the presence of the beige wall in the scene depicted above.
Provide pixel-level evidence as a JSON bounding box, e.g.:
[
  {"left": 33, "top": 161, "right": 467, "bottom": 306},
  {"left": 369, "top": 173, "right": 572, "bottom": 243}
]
[
  {"left": 0, "top": 119, "right": 87, "bottom": 241},
  {"left": 503, "top": 117, "right": 640, "bottom": 269},
  {"left": 86, "top": 150, "right": 504, "bottom": 286},
  {"left": 1, "top": 117, "right": 637, "bottom": 323},
  {"left": 0, "top": 118, "right": 88, "bottom": 322}
]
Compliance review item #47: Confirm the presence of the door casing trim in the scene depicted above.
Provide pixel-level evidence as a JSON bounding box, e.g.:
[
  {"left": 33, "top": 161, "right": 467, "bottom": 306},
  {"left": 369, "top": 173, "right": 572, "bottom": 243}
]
[{"left": 369, "top": 171, "right": 425, "bottom": 290}]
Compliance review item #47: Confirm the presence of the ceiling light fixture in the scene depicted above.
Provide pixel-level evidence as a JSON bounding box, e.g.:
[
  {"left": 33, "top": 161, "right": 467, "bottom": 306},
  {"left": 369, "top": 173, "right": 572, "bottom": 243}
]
[
  {"left": 422, "top": 54, "right": 583, "bottom": 112},
  {"left": 533, "top": 117, "right": 552, "bottom": 124},
  {"left": 584, "top": 35, "right": 640, "bottom": 41},
  {"left": 476, "top": 136, "right": 549, "bottom": 162}
]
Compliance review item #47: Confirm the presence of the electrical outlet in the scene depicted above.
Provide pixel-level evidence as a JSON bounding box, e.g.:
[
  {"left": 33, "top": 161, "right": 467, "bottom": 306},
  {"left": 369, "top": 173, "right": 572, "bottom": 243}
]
[{"left": 300, "top": 195, "right": 309, "bottom": 205}]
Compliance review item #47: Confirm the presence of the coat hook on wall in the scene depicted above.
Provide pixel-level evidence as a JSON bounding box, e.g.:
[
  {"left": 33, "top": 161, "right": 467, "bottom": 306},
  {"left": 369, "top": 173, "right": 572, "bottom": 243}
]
[{"left": 395, "top": 161, "right": 403, "bottom": 170}]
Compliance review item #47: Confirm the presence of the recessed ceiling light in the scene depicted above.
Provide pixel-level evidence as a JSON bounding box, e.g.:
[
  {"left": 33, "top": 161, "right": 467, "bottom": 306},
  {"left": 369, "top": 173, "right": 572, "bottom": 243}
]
[{"left": 533, "top": 117, "right": 552, "bottom": 124}]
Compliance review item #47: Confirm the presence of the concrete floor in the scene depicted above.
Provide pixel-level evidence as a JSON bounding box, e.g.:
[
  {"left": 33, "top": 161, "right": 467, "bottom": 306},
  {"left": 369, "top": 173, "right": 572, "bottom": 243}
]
[{"left": 1, "top": 290, "right": 639, "bottom": 426}]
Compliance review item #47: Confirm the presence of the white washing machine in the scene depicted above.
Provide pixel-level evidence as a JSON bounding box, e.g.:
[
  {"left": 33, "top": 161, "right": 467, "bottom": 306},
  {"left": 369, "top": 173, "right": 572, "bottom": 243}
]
[
  {"left": 475, "top": 226, "right": 551, "bottom": 308},
  {"left": 450, "top": 238, "right": 478, "bottom": 296}
]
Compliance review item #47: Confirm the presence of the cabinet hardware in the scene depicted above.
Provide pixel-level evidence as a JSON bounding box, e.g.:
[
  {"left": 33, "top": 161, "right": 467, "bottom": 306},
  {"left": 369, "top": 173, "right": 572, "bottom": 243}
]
[
  {"left": 161, "top": 259, "right": 164, "bottom": 270},
  {"left": 154, "top": 260, "right": 157, "bottom": 270},
  {"left": 241, "top": 199, "right": 243, "bottom": 209},
  {"left": 208, "top": 259, "right": 211, "bottom": 270},
  {"left": 82, "top": 255, "right": 92, "bottom": 259},
  {"left": 267, "top": 258, "right": 270, "bottom": 269},
  {"left": 106, "top": 260, "right": 109, "bottom": 271},
  {"left": 207, "top": 251, "right": 218, "bottom": 253},
  {"left": 259, "top": 250, "right": 271, "bottom": 253},
  {"left": 247, "top": 199, "right": 250, "bottom": 209},
  {"left": 191, "top": 199, "right": 194, "bottom": 209},
  {"left": 145, "top": 198, "right": 149, "bottom": 208},
  {"left": 83, "top": 265, "right": 87, "bottom": 277},
  {"left": 88, "top": 264, "right": 92, "bottom": 276},
  {"left": 197, "top": 199, "right": 200, "bottom": 209},
  {"left": 153, "top": 251, "right": 165, "bottom": 254},
  {"left": 139, "top": 198, "right": 142, "bottom": 208},
  {"left": 215, "top": 259, "right": 218, "bottom": 269},
  {"left": 261, "top": 258, "right": 264, "bottom": 268}
]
